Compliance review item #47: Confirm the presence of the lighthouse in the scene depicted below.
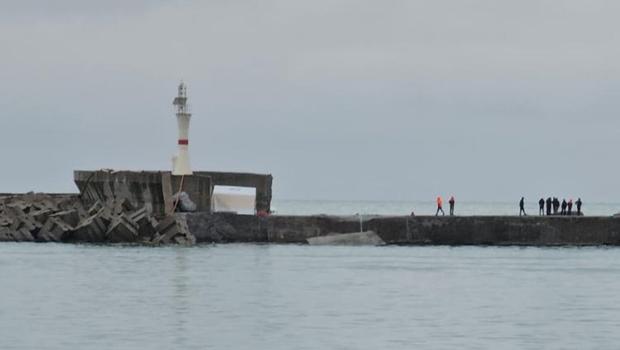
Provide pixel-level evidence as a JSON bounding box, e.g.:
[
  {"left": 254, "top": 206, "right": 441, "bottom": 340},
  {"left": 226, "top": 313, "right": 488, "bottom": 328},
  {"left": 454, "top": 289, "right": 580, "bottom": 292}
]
[{"left": 172, "top": 82, "right": 193, "bottom": 175}]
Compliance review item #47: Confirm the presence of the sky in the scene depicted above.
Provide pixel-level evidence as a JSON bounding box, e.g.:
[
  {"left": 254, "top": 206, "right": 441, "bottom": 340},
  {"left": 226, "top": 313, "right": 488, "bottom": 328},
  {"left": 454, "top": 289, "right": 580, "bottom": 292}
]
[{"left": 1, "top": 0, "right": 619, "bottom": 202}]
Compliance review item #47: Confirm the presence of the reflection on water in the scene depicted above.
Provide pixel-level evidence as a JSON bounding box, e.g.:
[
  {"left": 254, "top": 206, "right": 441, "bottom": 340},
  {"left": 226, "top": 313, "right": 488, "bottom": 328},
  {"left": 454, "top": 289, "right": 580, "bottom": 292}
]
[
  {"left": 1, "top": 243, "right": 620, "bottom": 349},
  {"left": 173, "top": 248, "right": 189, "bottom": 348}
]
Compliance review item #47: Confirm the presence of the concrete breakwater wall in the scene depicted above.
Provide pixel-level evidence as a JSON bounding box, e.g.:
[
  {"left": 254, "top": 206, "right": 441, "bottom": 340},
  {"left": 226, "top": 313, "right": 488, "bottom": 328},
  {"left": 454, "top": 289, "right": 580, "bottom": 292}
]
[
  {"left": 184, "top": 213, "right": 620, "bottom": 246},
  {"left": 2, "top": 192, "right": 620, "bottom": 246}
]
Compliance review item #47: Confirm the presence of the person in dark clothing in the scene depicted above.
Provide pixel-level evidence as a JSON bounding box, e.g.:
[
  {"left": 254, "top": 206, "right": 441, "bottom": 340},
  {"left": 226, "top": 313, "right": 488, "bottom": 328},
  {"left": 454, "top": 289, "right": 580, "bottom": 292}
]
[
  {"left": 539, "top": 198, "right": 545, "bottom": 216},
  {"left": 561, "top": 199, "right": 567, "bottom": 215},
  {"left": 519, "top": 197, "right": 527, "bottom": 216},
  {"left": 449, "top": 196, "right": 456, "bottom": 216},
  {"left": 568, "top": 199, "right": 573, "bottom": 216},
  {"left": 553, "top": 197, "right": 560, "bottom": 215},
  {"left": 546, "top": 197, "right": 552, "bottom": 216},
  {"left": 576, "top": 198, "right": 583, "bottom": 215}
]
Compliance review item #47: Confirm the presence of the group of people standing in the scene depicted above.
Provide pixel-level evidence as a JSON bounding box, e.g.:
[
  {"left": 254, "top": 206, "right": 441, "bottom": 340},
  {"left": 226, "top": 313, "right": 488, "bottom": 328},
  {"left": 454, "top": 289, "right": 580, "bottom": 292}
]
[
  {"left": 520, "top": 197, "right": 583, "bottom": 216},
  {"left": 539, "top": 197, "right": 582, "bottom": 216}
]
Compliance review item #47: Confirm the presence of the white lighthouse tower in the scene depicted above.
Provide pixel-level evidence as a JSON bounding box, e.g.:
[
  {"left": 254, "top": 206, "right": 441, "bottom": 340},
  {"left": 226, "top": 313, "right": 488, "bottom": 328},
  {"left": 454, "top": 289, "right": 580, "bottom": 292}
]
[{"left": 172, "top": 82, "right": 193, "bottom": 175}]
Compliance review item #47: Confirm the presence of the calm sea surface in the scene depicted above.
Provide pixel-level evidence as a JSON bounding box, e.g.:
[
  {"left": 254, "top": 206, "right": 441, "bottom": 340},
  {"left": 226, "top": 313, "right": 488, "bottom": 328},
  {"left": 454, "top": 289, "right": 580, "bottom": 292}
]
[{"left": 2, "top": 243, "right": 620, "bottom": 349}]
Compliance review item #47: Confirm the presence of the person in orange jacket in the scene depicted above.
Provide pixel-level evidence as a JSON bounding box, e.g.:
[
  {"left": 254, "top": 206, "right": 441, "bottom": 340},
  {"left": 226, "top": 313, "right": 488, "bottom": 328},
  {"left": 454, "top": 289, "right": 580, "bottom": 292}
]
[{"left": 436, "top": 196, "right": 445, "bottom": 216}]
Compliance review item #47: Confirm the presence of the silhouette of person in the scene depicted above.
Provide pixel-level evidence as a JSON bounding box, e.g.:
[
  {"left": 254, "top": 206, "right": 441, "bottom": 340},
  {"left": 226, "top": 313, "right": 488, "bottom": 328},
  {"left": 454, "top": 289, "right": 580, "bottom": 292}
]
[
  {"left": 519, "top": 197, "right": 527, "bottom": 216},
  {"left": 553, "top": 197, "right": 560, "bottom": 215},
  {"left": 576, "top": 198, "right": 583, "bottom": 215},
  {"left": 449, "top": 196, "right": 455, "bottom": 216},
  {"left": 546, "top": 197, "right": 552, "bottom": 216},
  {"left": 436, "top": 196, "right": 445, "bottom": 216},
  {"left": 539, "top": 198, "right": 545, "bottom": 216},
  {"left": 568, "top": 199, "right": 573, "bottom": 216},
  {"left": 561, "top": 199, "right": 567, "bottom": 215}
]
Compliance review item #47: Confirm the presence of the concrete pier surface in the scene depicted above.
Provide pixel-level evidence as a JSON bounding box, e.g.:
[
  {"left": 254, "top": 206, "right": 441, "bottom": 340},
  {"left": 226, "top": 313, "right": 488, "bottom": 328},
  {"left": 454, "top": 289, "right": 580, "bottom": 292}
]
[{"left": 183, "top": 213, "right": 620, "bottom": 246}]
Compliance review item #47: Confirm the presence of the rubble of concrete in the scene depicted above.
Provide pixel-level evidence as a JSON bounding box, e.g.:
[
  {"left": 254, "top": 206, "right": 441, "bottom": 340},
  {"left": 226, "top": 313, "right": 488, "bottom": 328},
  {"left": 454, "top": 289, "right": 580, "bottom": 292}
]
[{"left": 0, "top": 193, "right": 195, "bottom": 245}]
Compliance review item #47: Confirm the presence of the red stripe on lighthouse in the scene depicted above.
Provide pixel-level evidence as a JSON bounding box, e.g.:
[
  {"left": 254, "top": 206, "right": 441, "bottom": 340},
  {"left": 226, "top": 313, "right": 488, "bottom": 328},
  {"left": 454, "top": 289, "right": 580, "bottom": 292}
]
[{"left": 178, "top": 139, "right": 189, "bottom": 145}]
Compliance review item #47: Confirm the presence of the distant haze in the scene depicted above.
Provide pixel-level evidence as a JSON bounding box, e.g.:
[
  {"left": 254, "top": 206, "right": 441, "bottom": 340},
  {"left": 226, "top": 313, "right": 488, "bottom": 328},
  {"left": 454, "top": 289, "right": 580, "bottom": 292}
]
[{"left": 1, "top": 0, "right": 619, "bottom": 202}]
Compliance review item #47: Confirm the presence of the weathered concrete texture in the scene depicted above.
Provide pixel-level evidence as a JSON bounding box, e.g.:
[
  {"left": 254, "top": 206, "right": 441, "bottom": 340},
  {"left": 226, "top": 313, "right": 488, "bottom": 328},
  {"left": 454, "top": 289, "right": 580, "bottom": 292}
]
[
  {"left": 307, "top": 231, "right": 384, "bottom": 246},
  {"left": 75, "top": 171, "right": 168, "bottom": 215},
  {"left": 75, "top": 170, "right": 213, "bottom": 215},
  {"left": 170, "top": 175, "right": 211, "bottom": 213},
  {"left": 368, "top": 216, "right": 620, "bottom": 245},
  {"left": 75, "top": 170, "right": 272, "bottom": 215},
  {"left": 194, "top": 171, "right": 273, "bottom": 213},
  {"left": 183, "top": 213, "right": 364, "bottom": 243},
  {"left": 0, "top": 193, "right": 195, "bottom": 245},
  {"left": 184, "top": 213, "right": 620, "bottom": 246}
]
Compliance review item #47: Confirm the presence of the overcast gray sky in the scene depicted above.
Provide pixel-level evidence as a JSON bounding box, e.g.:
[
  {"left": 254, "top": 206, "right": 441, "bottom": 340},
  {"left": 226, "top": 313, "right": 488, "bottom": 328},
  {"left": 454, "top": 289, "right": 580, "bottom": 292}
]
[{"left": 1, "top": 0, "right": 619, "bottom": 201}]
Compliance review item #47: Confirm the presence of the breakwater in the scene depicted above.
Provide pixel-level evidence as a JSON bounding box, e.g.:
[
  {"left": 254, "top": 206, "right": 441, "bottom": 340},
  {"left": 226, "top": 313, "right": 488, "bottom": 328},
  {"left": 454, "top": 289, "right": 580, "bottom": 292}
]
[
  {"left": 184, "top": 213, "right": 620, "bottom": 246},
  {"left": 0, "top": 193, "right": 194, "bottom": 244},
  {"left": 3, "top": 193, "right": 620, "bottom": 246}
]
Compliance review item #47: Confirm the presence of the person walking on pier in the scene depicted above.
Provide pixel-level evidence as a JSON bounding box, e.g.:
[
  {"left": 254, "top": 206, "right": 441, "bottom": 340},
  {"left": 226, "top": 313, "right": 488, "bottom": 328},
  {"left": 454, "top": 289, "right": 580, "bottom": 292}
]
[
  {"left": 553, "top": 197, "right": 560, "bottom": 215},
  {"left": 519, "top": 197, "right": 527, "bottom": 216},
  {"left": 449, "top": 196, "right": 456, "bottom": 216},
  {"left": 568, "top": 199, "right": 574, "bottom": 216},
  {"left": 576, "top": 198, "right": 583, "bottom": 215},
  {"left": 546, "top": 197, "right": 552, "bottom": 216},
  {"left": 436, "top": 196, "right": 445, "bottom": 216},
  {"left": 561, "top": 199, "right": 568, "bottom": 215},
  {"left": 539, "top": 198, "right": 545, "bottom": 216}
]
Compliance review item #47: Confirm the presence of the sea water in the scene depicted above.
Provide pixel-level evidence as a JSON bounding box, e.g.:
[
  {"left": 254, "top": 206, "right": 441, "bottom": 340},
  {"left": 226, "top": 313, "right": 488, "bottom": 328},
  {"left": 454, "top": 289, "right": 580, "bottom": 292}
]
[{"left": 2, "top": 242, "right": 620, "bottom": 350}]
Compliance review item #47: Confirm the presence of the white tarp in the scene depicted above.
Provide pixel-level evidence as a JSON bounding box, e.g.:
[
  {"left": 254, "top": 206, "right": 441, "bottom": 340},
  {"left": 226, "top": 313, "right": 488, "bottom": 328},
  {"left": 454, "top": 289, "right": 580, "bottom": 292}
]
[{"left": 212, "top": 186, "right": 256, "bottom": 215}]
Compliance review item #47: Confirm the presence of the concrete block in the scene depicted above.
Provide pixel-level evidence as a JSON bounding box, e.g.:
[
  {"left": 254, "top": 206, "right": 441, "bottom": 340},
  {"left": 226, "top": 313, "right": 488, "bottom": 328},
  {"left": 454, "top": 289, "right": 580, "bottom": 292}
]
[
  {"left": 0, "top": 227, "right": 12, "bottom": 241},
  {"left": 2, "top": 227, "right": 36, "bottom": 242},
  {"left": 6, "top": 206, "right": 27, "bottom": 219},
  {"left": 306, "top": 231, "right": 385, "bottom": 246},
  {"left": 24, "top": 217, "right": 39, "bottom": 232},
  {"left": 129, "top": 207, "right": 147, "bottom": 222},
  {"left": 0, "top": 214, "right": 13, "bottom": 227},
  {"left": 93, "top": 207, "right": 114, "bottom": 227},
  {"left": 129, "top": 207, "right": 156, "bottom": 239},
  {"left": 7, "top": 202, "right": 31, "bottom": 212},
  {"left": 5, "top": 206, "right": 39, "bottom": 233},
  {"left": 114, "top": 197, "right": 135, "bottom": 214},
  {"left": 35, "top": 199, "right": 58, "bottom": 212},
  {"left": 75, "top": 203, "right": 89, "bottom": 220},
  {"left": 37, "top": 217, "right": 73, "bottom": 242},
  {"left": 106, "top": 215, "right": 139, "bottom": 243},
  {"left": 9, "top": 217, "right": 23, "bottom": 232},
  {"left": 70, "top": 214, "right": 108, "bottom": 242},
  {"left": 0, "top": 227, "right": 35, "bottom": 242},
  {"left": 50, "top": 210, "right": 80, "bottom": 228},
  {"left": 173, "top": 234, "right": 196, "bottom": 245},
  {"left": 31, "top": 209, "right": 53, "bottom": 225},
  {"left": 87, "top": 201, "right": 104, "bottom": 216},
  {"left": 17, "top": 228, "right": 35, "bottom": 241},
  {"left": 152, "top": 215, "right": 194, "bottom": 245},
  {"left": 155, "top": 216, "right": 177, "bottom": 235}
]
